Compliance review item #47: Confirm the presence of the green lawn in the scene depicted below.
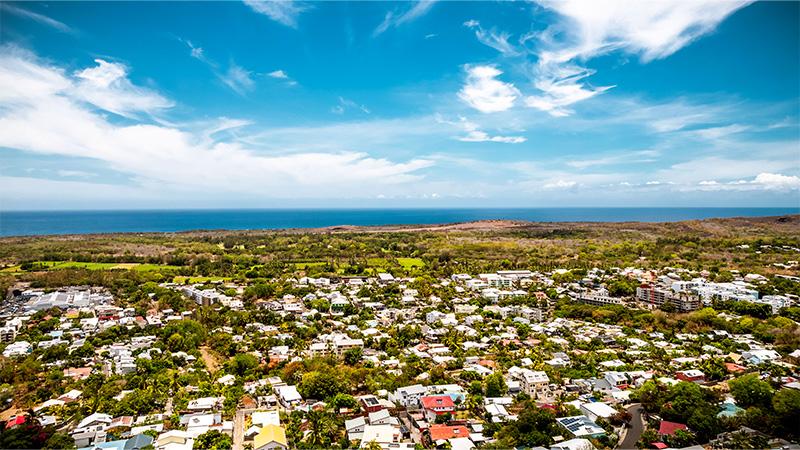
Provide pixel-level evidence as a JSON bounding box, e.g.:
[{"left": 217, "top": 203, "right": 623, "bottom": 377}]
[{"left": 397, "top": 257, "right": 425, "bottom": 269}]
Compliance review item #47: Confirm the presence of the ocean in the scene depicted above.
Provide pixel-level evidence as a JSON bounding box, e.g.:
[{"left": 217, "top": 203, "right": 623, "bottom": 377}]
[{"left": 0, "top": 207, "right": 797, "bottom": 237}]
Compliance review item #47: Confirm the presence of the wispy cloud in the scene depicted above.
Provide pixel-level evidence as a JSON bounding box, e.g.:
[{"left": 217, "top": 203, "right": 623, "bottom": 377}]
[
  {"left": 180, "top": 39, "right": 257, "bottom": 95},
  {"left": 242, "top": 0, "right": 308, "bottom": 28},
  {"left": 0, "top": 3, "right": 74, "bottom": 34},
  {"left": 522, "top": 0, "right": 752, "bottom": 116},
  {"left": 458, "top": 65, "right": 519, "bottom": 113},
  {"left": 221, "top": 63, "right": 255, "bottom": 95},
  {"left": 463, "top": 20, "right": 521, "bottom": 57},
  {"left": 331, "top": 96, "right": 370, "bottom": 115},
  {"left": 373, "top": 1, "right": 437, "bottom": 36}
]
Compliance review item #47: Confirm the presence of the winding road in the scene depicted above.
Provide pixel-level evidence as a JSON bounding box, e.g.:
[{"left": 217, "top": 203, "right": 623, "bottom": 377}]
[{"left": 617, "top": 403, "right": 644, "bottom": 450}]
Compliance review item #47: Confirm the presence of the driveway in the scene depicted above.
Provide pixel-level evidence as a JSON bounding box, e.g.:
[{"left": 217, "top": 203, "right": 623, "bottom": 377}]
[{"left": 617, "top": 403, "right": 644, "bottom": 449}]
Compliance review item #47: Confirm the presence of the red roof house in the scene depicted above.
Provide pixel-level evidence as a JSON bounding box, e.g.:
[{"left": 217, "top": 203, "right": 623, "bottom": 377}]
[
  {"left": 420, "top": 395, "right": 455, "bottom": 422},
  {"left": 658, "top": 420, "right": 688, "bottom": 436},
  {"left": 429, "top": 424, "right": 470, "bottom": 441}
]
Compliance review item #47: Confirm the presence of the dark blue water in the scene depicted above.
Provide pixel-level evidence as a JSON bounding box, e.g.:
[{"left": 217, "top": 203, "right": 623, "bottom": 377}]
[{"left": 0, "top": 208, "right": 797, "bottom": 237}]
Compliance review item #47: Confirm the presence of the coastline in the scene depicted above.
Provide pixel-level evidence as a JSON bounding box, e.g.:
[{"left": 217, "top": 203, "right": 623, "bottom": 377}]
[{"left": 1, "top": 212, "right": 797, "bottom": 240}]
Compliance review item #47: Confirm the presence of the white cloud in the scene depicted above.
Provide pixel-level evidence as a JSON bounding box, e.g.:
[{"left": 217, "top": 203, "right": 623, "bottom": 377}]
[
  {"left": 0, "top": 47, "right": 433, "bottom": 200},
  {"left": 459, "top": 131, "right": 526, "bottom": 144},
  {"left": 243, "top": 0, "right": 307, "bottom": 28},
  {"left": 437, "top": 115, "right": 526, "bottom": 144},
  {"left": 753, "top": 173, "right": 800, "bottom": 190},
  {"left": 543, "top": 180, "right": 577, "bottom": 189},
  {"left": 72, "top": 59, "right": 174, "bottom": 117},
  {"left": 57, "top": 170, "right": 95, "bottom": 178},
  {"left": 373, "top": 1, "right": 437, "bottom": 36},
  {"left": 267, "top": 69, "right": 297, "bottom": 86},
  {"left": 524, "top": 61, "right": 614, "bottom": 117},
  {"left": 268, "top": 70, "right": 289, "bottom": 79},
  {"left": 524, "top": 0, "right": 751, "bottom": 116},
  {"left": 458, "top": 65, "right": 519, "bottom": 113},
  {"left": 693, "top": 173, "right": 800, "bottom": 191},
  {"left": 0, "top": 3, "right": 73, "bottom": 33}
]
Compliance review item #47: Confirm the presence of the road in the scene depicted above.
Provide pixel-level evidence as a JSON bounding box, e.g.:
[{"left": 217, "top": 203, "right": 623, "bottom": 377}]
[
  {"left": 233, "top": 408, "right": 255, "bottom": 450},
  {"left": 617, "top": 403, "right": 644, "bottom": 450}
]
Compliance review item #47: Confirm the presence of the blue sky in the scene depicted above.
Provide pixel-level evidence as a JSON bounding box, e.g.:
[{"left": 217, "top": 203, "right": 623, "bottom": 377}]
[{"left": 0, "top": 0, "right": 798, "bottom": 210}]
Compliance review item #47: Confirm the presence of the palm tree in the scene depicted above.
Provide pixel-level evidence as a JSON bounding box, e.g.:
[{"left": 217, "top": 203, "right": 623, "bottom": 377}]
[{"left": 304, "top": 409, "right": 336, "bottom": 447}]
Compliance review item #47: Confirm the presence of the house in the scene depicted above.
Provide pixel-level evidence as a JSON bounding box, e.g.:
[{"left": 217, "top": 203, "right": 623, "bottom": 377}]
[
  {"left": 217, "top": 374, "right": 236, "bottom": 386},
  {"left": 345, "top": 416, "right": 367, "bottom": 442},
  {"left": 742, "top": 349, "right": 781, "bottom": 365},
  {"left": 428, "top": 424, "right": 470, "bottom": 442},
  {"left": 359, "top": 424, "right": 401, "bottom": 449},
  {"left": 509, "top": 367, "right": 550, "bottom": 398},
  {"left": 77, "top": 413, "right": 112, "bottom": 430},
  {"left": 187, "top": 397, "right": 223, "bottom": 412},
  {"left": 604, "top": 371, "right": 629, "bottom": 388},
  {"left": 551, "top": 438, "right": 596, "bottom": 450},
  {"left": 253, "top": 424, "right": 288, "bottom": 450},
  {"left": 675, "top": 370, "right": 705, "bottom": 383},
  {"left": 420, "top": 395, "right": 455, "bottom": 422},
  {"left": 64, "top": 367, "right": 93, "bottom": 380},
  {"left": 276, "top": 385, "right": 302, "bottom": 408},
  {"left": 579, "top": 402, "right": 617, "bottom": 423},
  {"left": 368, "top": 409, "right": 398, "bottom": 426},
  {"left": 556, "top": 416, "right": 606, "bottom": 438},
  {"left": 251, "top": 410, "right": 280, "bottom": 427},
  {"left": 391, "top": 384, "right": 427, "bottom": 408},
  {"left": 449, "top": 437, "right": 475, "bottom": 450},
  {"left": 79, "top": 433, "right": 154, "bottom": 450},
  {"left": 359, "top": 395, "right": 385, "bottom": 413},
  {"left": 658, "top": 420, "right": 688, "bottom": 437},
  {"left": 154, "top": 430, "right": 193, "bottom": 450}
]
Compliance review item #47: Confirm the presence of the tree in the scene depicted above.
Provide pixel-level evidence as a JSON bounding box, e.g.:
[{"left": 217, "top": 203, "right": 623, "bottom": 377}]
[
  {"left": 193, "top": 430, "right": 232, "bottom": 450},
  {"left": 434, "top": 412, "right": 452, "bottom": 424},
  {"left": 298, "top": 370, "right": 348, "bottom": 400},
  {"left": 43, "top": 432, "right": 75, "bottom": 450},
  {"left": 225, "top": 354, "right": 259, "bottom": 377},
  {"left": 729, "top": 374, "right": 774, "bottom": 409},
  {"left": 343, "top": 347, "right": 363, "bottom": 366},
  {"left": 304, "top": 409, "right": 336, "bottom": 447},
  {"left": 772, "top": 388, "right": 800, "bottom": 438},
  {"left": 494, "top": 402, "right": 557, "bottom": 448},
  {"left": 328, "top": 393, "right": 358, "bottom": 414},
  {"left": 484, "top": 372, "right": 507, "bottom": 398}
]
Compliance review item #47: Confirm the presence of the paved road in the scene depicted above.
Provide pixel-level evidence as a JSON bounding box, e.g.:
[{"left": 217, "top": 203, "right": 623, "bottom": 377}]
[{"left": 618, "top": 403, "right": 644, "bottom": 450}]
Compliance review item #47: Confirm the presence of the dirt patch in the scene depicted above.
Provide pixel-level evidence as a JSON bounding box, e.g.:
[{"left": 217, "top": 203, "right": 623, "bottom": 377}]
[{"left": 199, "top": 346, "right": 221, "bottom": 373}]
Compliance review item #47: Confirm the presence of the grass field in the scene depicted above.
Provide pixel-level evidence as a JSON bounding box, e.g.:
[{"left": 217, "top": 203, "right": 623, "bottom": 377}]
[
  {"left": 18, "top": 261, "right": 183, "bottom": 272},
  {"left": 173, "top": 276, "right": 230, "bottom": 283},
  {"left": 292, "top": 262, "right": 328, "bottom": 269}
]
